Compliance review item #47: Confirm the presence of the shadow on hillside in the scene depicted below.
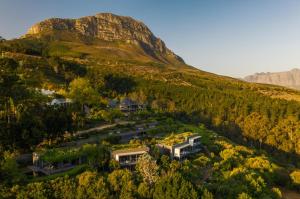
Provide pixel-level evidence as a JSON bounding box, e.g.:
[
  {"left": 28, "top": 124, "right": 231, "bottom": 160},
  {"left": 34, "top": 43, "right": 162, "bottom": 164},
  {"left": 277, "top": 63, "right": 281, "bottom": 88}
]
[
  {"left": 139, "top": 42, "right": 169, "bottom": 64},
  {"left": 218, "top": 126, "right": 300, "bottom": 168},
  {"left": 104, "top": 74, "right": 137, "bottom": 95},
  {"left": 174, "top": 111, "right": 300, "bottom": 168}
]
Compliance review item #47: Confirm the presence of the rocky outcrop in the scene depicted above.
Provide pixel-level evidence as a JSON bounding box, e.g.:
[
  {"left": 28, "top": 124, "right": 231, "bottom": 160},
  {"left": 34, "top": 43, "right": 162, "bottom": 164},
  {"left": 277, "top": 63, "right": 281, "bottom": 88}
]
[
  {"left": 26, "top": 13, "right": 184, "bottom": 63},
  {"left": 244, "top": 68, "right": 300, "bottom": 90}
]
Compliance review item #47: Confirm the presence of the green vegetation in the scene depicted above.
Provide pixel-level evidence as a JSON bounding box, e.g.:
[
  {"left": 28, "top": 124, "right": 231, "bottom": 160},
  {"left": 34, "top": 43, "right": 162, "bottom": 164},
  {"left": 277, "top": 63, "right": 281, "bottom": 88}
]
[
  {"left": 1, "top": 27, "right": 300, "bottom": 198},
  {"left": 38, "top": 144, "right": 108, "bottom": 163},
  {"left": 159, "top": 132, "right": 194, "bottom": 146},
  {"left": 1, "top": 124, "right": 295, "bottom": 198}
]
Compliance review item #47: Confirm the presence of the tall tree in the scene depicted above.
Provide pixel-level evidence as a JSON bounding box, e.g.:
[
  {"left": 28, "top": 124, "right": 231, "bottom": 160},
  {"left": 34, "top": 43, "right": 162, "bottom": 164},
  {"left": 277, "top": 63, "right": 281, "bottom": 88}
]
[
  {"left": 69, "top": 77, "right": 99, "bottom": 106},
  {"left": 136, "top": 153, "right": 159, "bottom": 186}
]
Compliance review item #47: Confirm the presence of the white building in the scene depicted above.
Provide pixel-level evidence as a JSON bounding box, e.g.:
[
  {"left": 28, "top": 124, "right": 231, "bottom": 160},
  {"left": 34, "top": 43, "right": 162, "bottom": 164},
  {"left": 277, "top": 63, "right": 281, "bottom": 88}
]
[
  {"left": 49, "top": 98, "right": 72, "bottom": 106},
  {"left": 158, "top": 135, "right": 202, "bottom": 160},
  {"left": 112, "top": 147, "right": 149, "bottom": 167}
]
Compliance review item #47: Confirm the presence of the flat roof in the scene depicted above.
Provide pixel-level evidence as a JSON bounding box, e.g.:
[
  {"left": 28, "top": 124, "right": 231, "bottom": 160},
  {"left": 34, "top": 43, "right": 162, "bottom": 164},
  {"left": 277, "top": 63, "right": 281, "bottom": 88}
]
[
  {"left": 188, "top": 135, "right": 201, "bottom": 139},
  {"left": 159, "top": 133, "right": 201, "bottom": 147},
  {"left": 112, "top": 147, "right": 149, "bottom": 156},
  {"left": 173, "top": 142, "right": 191, "bottom": 149}
]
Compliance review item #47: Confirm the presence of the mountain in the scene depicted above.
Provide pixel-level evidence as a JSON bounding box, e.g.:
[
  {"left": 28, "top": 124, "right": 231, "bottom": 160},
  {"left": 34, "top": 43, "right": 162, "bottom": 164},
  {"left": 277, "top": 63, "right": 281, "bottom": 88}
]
[
  {"left": 1, "top": 12, "right": 300, "bottom": 164},
  {"left": 24, "top": 13, "right": 184, "bottom": 65},
  {"left": 244, "top": 68, "right": 300, "bottom": 90},
  {"left": 2, "top": 12, "right": 300, "bottom": 198}
]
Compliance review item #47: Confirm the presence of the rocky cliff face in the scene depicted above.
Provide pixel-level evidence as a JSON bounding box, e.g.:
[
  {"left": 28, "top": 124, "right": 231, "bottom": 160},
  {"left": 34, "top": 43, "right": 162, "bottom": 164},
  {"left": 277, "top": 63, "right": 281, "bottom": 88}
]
[
  {"left": 244, "top": 68, "right": 300, "bottom": 90},
  {"left": 26, "top": 13, "right": 184, "bottom": 63}
]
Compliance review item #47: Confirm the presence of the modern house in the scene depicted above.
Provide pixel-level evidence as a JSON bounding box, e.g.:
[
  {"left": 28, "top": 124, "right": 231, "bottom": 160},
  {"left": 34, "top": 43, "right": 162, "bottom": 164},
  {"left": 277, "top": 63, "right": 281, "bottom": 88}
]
[
  {"left": 112, "top": 147, "right": 149, "bottom": 167},
  {"left": 28, "top": 144, "right": 103, "bottom": 176},
  {"left": 107, "top": 99, "right": 119, "bottom": 108},
  {"left": 40, "top": 88, "right": 56, "bottom": 96},
  {"left": 119, "top": 98, "right": 146, "bottom": 112},
  {"left": 29, "top": 152, "right": 85, "bottom": 175},
  {"left": 158, "top": 134, "right": 202, "bottom": 160}
]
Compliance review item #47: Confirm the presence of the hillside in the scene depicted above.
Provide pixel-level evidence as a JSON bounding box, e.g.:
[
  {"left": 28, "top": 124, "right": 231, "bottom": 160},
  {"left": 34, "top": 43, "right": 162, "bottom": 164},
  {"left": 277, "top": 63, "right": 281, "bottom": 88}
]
[
  {"left": 1, "top": 13, "right": 300, "bottom": 157},
  {"left": 245, "top": 68, "right": 300, "bottom": 90},
  {"left": 23, "top": 13, "right": 184, "bottom": 66},
  {"left": 1, "top": 12, "right": 300, "bottom": 199}
]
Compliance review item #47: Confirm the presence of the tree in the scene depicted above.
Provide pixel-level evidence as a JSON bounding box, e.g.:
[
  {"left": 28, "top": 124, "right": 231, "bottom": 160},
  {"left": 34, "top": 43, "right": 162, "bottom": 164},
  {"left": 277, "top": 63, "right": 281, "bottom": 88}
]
[
  {"left": 242, "top": 112, "right": 270, "bottom": 147},
  {"left": 267, "top": 117, "right": 300, "bottom": 153},
  {"left": 77, "top": 171, "right": 110, "bottom": 199},
  {"left": 42, "top": 106, "right": 73, "bottom": 143},
  {"left": 153, "top": 172, "right": 198, "bottom": 199},
  {"left": 109, "top": 159, "right": 120, "bottom": 170},
  {"left": 0, "top": 151, "right": 24, "bottom": 185},
  {"left": 138, "top": 182, "right": 153, "bottom": 199},
  {"left": 50, "top": 176, "right": 77, "bottom": 199},
  {"left": 136, "top": 153, "right": 159, "bottom": 185},
  {"left": 290, "top": 170, "right": 300, "bottom": 185},
  {"left": 129, "top": 90, "right": 147, "bottom": 104},
  {"left": 69, "top": 78, "right": 99, "bottom": 106},
  {"left": 104, "top": 74, "right": 136, "bottom": 95},
  {"left": 160, "top": 155, "right": 170, "bottom": 171},
  {"left": 201, "top": 188, "right": 214, "bottom": 199},
  {"left": 108, "top": 169, "right": 136, "bottom": 198},
  {"left": 15, "top": 182, "right": 51, "bottom": 199},
  {"left": 237, "top": 192, "right": 253, "bottom": 199}
]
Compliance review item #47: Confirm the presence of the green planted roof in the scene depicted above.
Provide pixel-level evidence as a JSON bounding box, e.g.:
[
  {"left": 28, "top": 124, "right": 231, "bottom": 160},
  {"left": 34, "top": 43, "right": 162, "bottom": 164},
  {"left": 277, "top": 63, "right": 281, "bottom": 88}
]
[
  {"left": 38, "top": 144, "right": 103, "bottom": 163},
  {"left": 160, "top": 132, "right": 194, "bottom": 146}
]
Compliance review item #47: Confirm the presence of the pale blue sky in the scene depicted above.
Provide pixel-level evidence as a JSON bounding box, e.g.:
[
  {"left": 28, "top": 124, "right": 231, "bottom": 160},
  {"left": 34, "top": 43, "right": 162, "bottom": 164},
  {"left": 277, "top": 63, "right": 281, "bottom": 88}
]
[{"left": 1, "top": 0, "right": 300, "bottom": 77}]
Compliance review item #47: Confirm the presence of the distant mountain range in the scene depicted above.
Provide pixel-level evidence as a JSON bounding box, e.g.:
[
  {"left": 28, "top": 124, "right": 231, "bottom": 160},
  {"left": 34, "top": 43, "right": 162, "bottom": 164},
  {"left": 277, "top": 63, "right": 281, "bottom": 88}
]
[{"left": 244, "top": 68, "right": 300, "bottom": 90}]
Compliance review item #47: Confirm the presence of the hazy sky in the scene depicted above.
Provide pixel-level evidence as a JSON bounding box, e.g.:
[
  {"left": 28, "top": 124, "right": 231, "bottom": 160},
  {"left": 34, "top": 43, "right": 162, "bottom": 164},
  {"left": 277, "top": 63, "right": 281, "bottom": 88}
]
[{"left": 1, "top": 0, "right": 300, "bottom": 77}]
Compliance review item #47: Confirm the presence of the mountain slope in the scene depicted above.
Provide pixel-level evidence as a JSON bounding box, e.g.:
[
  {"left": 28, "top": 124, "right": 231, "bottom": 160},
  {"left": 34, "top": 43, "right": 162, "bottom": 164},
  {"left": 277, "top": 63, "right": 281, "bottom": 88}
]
[
  {"left": 2, "top": 12, "right": 300, "bottom": 199},
  {"left": 244, "top": 68, "right": 300, "bottom": 90},
  {"left": 24, "top": 13, "right": 184, "bottom": 66},
  {"left": 1, "top": 13, "right": 300, "bottom": 163}
]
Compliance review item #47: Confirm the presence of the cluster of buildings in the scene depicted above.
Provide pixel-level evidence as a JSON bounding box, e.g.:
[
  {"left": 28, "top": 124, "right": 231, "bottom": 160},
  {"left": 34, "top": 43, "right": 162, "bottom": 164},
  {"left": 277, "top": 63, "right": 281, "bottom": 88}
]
[
  {"left": 118, "top": 98, "right": 146, "bottom": 112},
  {"left": 29, "top": 133, "right": 202, "bottom": 175},
  {"left": 107, "top": 97, "right": 146, "bottom": 113},
  {"left": 47, "top": 96, "right": 146, "bottom": 114},
  {"left": 100, "top": 134, "right": 202, "bottom": 168},
  {"left": 111, "top": 134, "right": 202, "bottom": 169}
]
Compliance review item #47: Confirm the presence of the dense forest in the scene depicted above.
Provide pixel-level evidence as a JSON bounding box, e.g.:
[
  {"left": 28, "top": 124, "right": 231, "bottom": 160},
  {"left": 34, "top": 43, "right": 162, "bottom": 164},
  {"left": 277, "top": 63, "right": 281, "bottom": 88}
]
[
  {"left": 1, "top": 33, "right": 300, "bottom": 198},
  {"left": 1, "top": 122, "right": 297, "bottom": 199}
]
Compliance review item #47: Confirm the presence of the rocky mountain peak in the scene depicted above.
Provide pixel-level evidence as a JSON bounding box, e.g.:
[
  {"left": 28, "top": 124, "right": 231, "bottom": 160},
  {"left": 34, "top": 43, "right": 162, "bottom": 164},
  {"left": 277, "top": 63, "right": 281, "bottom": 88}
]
[{"left": 25, "top": 13, "right": 184, "bottom": 63}]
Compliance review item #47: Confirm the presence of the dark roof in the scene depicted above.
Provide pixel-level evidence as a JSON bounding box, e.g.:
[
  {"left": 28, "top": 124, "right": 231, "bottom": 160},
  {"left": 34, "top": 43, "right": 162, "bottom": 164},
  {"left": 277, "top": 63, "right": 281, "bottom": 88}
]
[
  {"left": 108, "top": 99, "right": 119, "bottom": 107},
  {"left": 120, "top": 98, "right": 137, "bottom": 106}
]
